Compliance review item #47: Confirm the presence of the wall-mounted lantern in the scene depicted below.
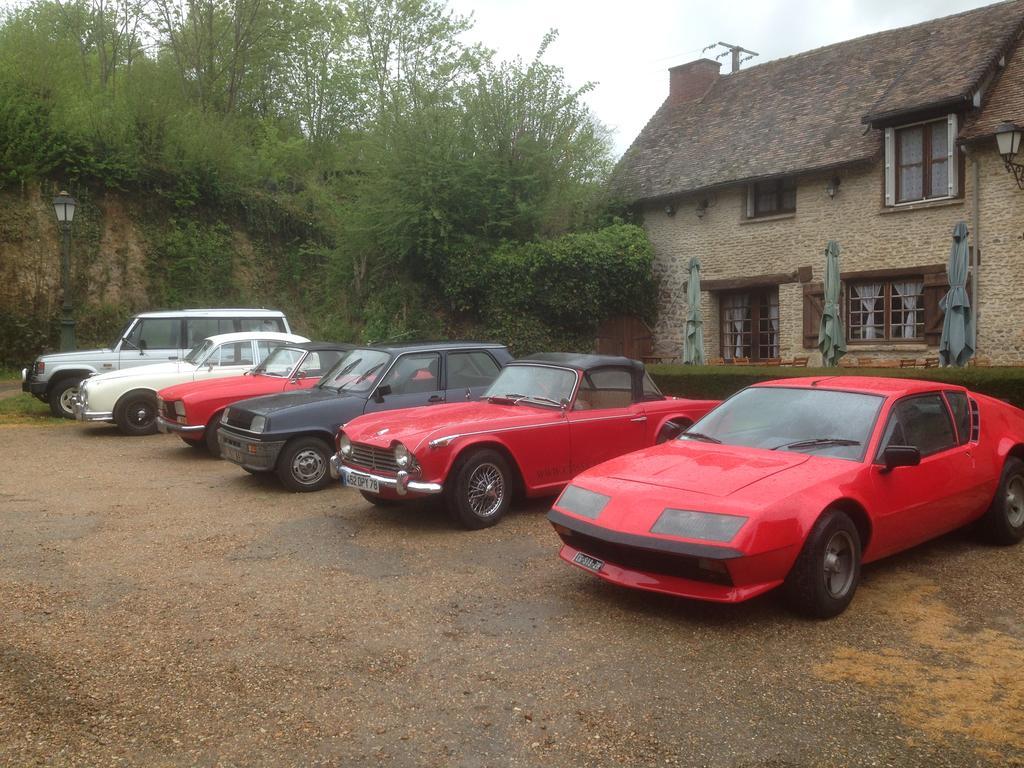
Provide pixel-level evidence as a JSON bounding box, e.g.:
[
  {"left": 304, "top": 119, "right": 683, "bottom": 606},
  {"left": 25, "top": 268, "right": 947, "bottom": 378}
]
[{"left": 995, "top": 121, "right": 1024, "bottom": 189}]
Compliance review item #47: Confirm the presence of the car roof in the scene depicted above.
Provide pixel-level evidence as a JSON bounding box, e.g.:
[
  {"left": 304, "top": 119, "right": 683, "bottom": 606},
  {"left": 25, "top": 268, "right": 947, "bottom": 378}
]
[
  {"left": 292, "top": 341, "right": 355, "bottom": 352},
  {"left": 753, "top": 376, "right": 966, "bottom": 397},
  {"left": 201, "top": 331, "right": 308, "bottom": 345},
  {"left": 519, "top": 352, "right": 645, "bottom": 373},
  {"left": 366, "top": 340, "right": 507, "bottom": 353},
  {"left": 136, "top": 308, "right": 286, "bottom": 318}
]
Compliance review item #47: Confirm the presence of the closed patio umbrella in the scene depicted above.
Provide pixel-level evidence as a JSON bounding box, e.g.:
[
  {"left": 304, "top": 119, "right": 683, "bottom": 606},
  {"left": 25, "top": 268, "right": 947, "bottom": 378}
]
[
  {"left": 683, "top": 257, "right": 705, "bottom": 365},
  {"left": 939, "top": 221, "right": 975, "bottom": 367},
  {"left": 818, "top": 240, "right": 847, "bottom": 367}
]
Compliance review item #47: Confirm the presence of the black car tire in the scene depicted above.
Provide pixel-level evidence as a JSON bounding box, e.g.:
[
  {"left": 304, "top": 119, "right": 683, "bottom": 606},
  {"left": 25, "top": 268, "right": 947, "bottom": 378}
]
[
  {"left": 205, "top": 413, "right": 224, "bottom": 457},
  {"left": 783, "top": 508, "right": 861, "bottom": 619},
  {"left": 48, "top": 377, "right": 81, "bottom": 419},
  {"left": 276, "top": 436, "right": 332, "bottom": 492},
  {"left": 445, "top": 448, "right": 513, "bottom": 530},
  {"left": 656, "top": 419, "right": 690, "bottom": 444},
  {"left": 360, "top": 490, "right": 401, "bottom": 507},
  {"left": 980, "top": 457, "right": 1024, "bottom": 545},
  {"left": 114, "top": 392, "right": 159, "bottom": 436}
]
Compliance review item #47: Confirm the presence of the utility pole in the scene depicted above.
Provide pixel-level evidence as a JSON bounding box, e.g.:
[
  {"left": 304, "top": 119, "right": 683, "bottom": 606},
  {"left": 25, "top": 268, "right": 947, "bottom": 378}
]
[{"left": 703, "top": 42, "right": 759, "bottom": 73}]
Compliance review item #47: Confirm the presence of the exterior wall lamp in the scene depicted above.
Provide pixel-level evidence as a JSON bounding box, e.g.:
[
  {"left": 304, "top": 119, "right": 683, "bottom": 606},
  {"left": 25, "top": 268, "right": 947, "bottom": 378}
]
[
  {"left": 52, "top": 190, "right": 77, "bottom": 351},
  {"left": 664, "top": 202, "right": 676, "bottom": 216},
  {"left": 826, "top": 176, "right": 841, "bottom": 199},
  {"left": 695, "top": 198, "right": 710, "bottom": 219},
  {"left": 995, "top": 121, "right": 1024, "bottom": 189}
]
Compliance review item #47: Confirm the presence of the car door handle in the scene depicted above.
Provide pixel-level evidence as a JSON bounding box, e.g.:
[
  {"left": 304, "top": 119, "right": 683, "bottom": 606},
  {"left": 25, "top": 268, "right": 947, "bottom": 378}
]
[
  {"left": 630, "top": 416, "right": 647, "bottom": 423},
  {"left": 428, "top": 395, "right": 444, "bottom": 403}
]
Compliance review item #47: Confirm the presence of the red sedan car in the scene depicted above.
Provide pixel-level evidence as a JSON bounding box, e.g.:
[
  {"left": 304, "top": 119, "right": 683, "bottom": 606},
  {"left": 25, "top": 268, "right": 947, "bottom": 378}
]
[
  {"left": 331, "top": 354, "right": 719, "bottom": 529},
  {"left": 548, "top": 377, "right": 1024, "bottom": 618},
  {"left": 157, "top": 341, "right": 352, "bottom": 454}
]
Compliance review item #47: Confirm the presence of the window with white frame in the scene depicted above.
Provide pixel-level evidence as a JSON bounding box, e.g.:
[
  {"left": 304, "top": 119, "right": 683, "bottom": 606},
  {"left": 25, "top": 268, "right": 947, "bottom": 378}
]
[{"left": 884, "top": 115, "right": 959, "bottom": 205}]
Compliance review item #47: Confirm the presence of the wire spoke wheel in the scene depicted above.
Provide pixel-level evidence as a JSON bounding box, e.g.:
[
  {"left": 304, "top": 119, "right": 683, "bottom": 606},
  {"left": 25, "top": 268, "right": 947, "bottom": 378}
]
[
  {"left": 466, "top": 462, "right": 504, "bottom": 518},
  {"left": 822, "top": 530, "right": 856, "bottom": 599},
  {"left": 128, "top": 400, "right": 154, "bottom": 428}
]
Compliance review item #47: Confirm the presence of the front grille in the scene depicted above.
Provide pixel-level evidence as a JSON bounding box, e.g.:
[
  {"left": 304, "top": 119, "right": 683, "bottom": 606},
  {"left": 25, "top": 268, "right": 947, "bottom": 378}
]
[
  {"left": 227, "top": 409, "right": 256, "bottom": 430},
  {"left": 160, "top": 400, "right": 177, "bottom": 420},
  {"left": 558, "top": 529, "right": 733, "bottom": 586},
  {"left": 348, "top": 442, "right": 399, "bottom": 473}
]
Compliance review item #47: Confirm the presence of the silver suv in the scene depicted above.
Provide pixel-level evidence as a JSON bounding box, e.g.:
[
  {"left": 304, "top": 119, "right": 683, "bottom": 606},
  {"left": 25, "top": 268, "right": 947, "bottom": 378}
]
[{"left": 22, "top": 309, "right": 292, "bottom": 418}]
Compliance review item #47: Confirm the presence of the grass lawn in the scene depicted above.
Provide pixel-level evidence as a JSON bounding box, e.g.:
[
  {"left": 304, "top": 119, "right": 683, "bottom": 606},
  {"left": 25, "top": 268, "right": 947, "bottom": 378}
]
[{"left": 0, "top": 393, "right": 65, "bottom": 425}]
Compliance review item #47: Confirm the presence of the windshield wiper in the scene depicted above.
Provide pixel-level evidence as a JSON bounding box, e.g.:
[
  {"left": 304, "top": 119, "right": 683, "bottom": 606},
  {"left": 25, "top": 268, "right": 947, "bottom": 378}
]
[
  {"left": 772, "top": 437, "right": 861, "bottom": 451},
  {"left": 517, "top": 395, "right": 563, "bottom": 407},
  {"left": 488, "top": 392, "right": 526, "bottom": 404},
  {"left": 681, "top": 431, "right": 722, "bottom": 444}
]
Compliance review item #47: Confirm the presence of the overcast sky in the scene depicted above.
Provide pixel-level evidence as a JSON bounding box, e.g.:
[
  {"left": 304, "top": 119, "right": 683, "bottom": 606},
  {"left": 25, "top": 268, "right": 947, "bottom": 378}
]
[{"left": 448, "top": 0, "right": 997, "bottom": 156}]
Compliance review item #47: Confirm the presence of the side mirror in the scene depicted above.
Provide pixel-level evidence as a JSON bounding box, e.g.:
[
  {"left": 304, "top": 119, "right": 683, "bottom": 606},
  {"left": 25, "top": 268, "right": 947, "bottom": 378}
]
[
  {"left": 293, "top": 370, "right": 308, "bottom": 381},
  {"left": 373, "top": 384, "right": 392, "bottom": 404},
  {"left": 139, "top": 340, "right": 148, "bottom": 354},
  {"left": 880, "top": 445, "right": 921, "bottom": 473}
]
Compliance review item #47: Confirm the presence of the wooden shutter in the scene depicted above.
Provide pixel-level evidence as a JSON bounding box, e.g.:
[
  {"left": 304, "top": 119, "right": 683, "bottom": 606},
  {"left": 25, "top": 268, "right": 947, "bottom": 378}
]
[
  {"left": 884, "top": 127, "right": 895, "bottom": 206},
  {"left": 923, "top": 272, "right": 950, "bottom": 346},
  {"left": 803, "top": 282, "right": 825, "bottom": 349},
  {"left": 947, "top": 114, "right": 959, "bottom": 197}
]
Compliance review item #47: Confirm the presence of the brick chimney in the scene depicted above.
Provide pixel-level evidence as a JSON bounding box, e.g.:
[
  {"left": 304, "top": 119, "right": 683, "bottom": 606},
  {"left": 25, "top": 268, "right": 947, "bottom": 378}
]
[{"left": 668, "top": 58, "right": 721, "bottom": 103}]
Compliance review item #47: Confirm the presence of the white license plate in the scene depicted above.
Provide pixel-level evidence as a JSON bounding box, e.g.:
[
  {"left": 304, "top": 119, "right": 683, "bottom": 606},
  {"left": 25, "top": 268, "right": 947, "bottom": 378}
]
[
  {"left": 573, "top": 551, "right": 604, "bottom": 573},
  {"left": 345, "top": 471, "right": 379, "bottom": 493}
]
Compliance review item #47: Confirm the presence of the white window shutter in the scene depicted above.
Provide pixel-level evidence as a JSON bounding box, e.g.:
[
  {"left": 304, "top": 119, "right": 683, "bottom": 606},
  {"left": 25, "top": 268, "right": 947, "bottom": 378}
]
[
  {"left": 947, "top": 113, "right": 959, "bottom": 197},
  {"left": 884, "top": 127, "right": 895, "bottom": 206},
  {"left": 746, "top": 185, "right": 754, "bottom": 218}
]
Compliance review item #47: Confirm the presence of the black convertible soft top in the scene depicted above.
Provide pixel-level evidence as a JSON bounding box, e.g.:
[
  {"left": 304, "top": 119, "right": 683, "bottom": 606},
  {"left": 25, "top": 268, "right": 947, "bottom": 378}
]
[{"left": 520, "top": 352, "right": 645, "bottom": 374}]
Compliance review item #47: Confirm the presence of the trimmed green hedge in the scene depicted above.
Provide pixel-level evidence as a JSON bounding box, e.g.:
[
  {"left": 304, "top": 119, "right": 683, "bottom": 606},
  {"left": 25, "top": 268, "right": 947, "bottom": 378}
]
[{"left": 649, "top": 365, "right": 1024, "bottom": 409}]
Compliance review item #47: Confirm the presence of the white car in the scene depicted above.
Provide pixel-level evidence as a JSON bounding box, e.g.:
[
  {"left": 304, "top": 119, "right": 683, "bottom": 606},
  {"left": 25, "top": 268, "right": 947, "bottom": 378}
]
[{"left": 73, "top": 331, "right": 308, "bottom": 436}]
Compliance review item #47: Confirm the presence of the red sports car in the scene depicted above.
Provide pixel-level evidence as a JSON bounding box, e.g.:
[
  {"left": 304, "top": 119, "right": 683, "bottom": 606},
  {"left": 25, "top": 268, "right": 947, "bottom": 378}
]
[
  {"left": 548, "top": 376, "right": 1024, "bottom": 618},
  {"left": 157, "top": 341, "right": 352, "bottom": 454},
  {"left": 331, "top": 354, "right": 720, "bottom": 529}
]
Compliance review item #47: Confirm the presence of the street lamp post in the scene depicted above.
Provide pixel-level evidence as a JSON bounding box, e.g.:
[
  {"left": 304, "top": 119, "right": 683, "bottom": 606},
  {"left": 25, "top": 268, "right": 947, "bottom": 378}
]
[{"left": 53, "top": 190, "right": 77, "bottom": 351}]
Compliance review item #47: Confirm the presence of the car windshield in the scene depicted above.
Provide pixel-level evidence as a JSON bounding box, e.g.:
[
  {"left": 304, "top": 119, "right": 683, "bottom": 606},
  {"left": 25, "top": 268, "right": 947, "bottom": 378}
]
[
  {"left": 484, "top": 364, "right": 577, "bottom": 408},
  {"left": 254, "top": 346, "right": 304, "bottom": 377},
  {"left": 683, "top": 386, "right": 884, "bottom": 461},
  {"left": 111, "top": 319, "right": 135, "bottom": 349},
  {"left": 183, "top": 339, "right": 214, "bottom": 364},
  {"left": 319, "top": 349, "right": 392, "bottom": 393}
]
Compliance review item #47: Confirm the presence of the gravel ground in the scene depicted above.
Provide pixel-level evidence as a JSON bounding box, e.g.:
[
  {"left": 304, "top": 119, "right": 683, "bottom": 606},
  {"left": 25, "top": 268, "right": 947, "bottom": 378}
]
[{"left": 1, "top": 422, "right": 1023, "bottom": 767}]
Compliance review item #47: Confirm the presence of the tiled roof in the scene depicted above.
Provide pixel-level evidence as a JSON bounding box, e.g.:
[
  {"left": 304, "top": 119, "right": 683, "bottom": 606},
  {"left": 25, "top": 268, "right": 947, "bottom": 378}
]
[
  {"left": 962, "top": 34, "right": 1024, "bottom": 140},
  {"left": 613, "top": 0, "right": 1024, "bottom": 203}
]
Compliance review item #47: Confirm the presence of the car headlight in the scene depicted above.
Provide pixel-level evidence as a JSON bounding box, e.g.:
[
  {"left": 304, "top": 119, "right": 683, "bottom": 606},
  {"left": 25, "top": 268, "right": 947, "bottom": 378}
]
[
  {"left": 173, "top": 400, "right": 186, "bottom": 417},
  {"left": 650, "top": 508, "right": 747, "bottom": 543},
  {"left": 250, "top": 415, "right": 266, "bottom": 433},
  {"left": 221, "top": 408, "right": 230, "bottom": 424},
  {"left": 338, "top": 433, "right": 353, "bottom": 457},
  {"left": 393, "top": 441, "right": 412, "bottom": 469},
  {"left": 555, "top": 484, "right": 610, "bottom": 520}
]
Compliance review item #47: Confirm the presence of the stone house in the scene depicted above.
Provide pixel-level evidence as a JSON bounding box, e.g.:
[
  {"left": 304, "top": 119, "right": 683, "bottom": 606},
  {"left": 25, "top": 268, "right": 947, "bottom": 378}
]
[{"left": 613, "top": 0, "right": 1024, "bottom": 365}]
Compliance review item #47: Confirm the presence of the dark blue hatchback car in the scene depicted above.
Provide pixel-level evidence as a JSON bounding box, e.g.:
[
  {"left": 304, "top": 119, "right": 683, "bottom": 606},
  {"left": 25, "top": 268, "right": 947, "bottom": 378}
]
[{"left": 218, "top": 341, "right": 512, "bottom": 491}]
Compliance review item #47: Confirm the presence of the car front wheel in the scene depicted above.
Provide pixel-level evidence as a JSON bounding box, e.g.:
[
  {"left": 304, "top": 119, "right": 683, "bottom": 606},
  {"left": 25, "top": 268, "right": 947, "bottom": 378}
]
[
  {"left": 276, "top": 436, "right": 332, "bottom": 492},
  {"left": 205, "top": 413, "right": 224, "bottom": 457},
  {"left": 980, "top": 457, "right": 1024, "bottom": 545},
  {"left": 784, "top": 508, "right": 861, "bottom": 618},
  {"left": 48, "top": 378, "right": 81, "bottom": 419},
  {"left": 445, "top": 448, "right": 512, "bottom": 530},
  {"left": 114, "top": 392, "right": 159, "bottom": 436}
]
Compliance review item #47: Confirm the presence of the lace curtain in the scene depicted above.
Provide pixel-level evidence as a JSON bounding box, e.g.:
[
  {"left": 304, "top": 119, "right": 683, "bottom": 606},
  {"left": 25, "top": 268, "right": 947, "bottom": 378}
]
[
  {"left": 768, "top": 301, "right": 779, "bottom": 358},
  {"left": 722, "top": 293, "right": 750, "bottom": 359},
  {"left": 891, "top": 280, "right": 923, "bottom": 339},
  {"left": 852, "top": 283, "right": 883, "bottom": 339}
]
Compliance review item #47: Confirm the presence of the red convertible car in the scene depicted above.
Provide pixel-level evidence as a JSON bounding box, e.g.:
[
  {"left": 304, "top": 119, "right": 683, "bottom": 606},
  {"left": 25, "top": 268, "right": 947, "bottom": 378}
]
[
  {"left": 156, "top": 341, "right": 351, "bottom": 454},
  {"left": 331, "top": 354, "right": 719, "bottom": 528},
  {"left": 548, "top": 377, "right": 1024, "bottom": 618}
]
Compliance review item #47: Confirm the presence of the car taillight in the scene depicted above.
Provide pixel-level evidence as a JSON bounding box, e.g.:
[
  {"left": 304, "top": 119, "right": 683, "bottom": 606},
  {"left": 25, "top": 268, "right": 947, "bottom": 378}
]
[{"left": 36, "top": 361, "right": 44, "bottom": 374}]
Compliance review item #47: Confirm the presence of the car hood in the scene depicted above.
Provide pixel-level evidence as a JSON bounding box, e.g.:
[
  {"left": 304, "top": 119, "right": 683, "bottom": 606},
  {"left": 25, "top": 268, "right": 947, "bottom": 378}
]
[
  {"left": 229, "top": 386, "right": 357, "bottom": 417},
  {"left": 37, "top": 348, "right": 113, "bottom": 364},
  {"left": 343, "top": 400, "right": 564, "bottom": 451},
  {"left": 160, "top": 373, "right": 281, "bottom": 402},
  {"left": 86, "top": 360, "right": 196, "bottom": 383},
  {"left": 593, "top": 440, "right": 813, "bottom": 498}
]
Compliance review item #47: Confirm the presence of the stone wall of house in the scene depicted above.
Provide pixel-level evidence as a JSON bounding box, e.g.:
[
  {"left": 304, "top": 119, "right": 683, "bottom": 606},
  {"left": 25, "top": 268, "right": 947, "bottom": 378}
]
[{"left": 642, "top": 148, "right": 1024, "bottom": 365}]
